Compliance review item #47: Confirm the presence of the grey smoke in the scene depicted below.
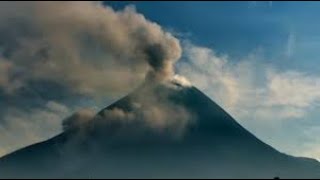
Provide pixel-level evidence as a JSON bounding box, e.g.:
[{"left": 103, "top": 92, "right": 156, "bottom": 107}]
[
  {"left": 62, "top": 108, "right": 96, "bottom": 131},
  {"left": 0, "top": 1, "right": 182, "bottom": 96},
  {"left": 57, "top": 81, "right": 196, "bottom": 139},
  {"left": 0, "top": 1, "right": 190, "bottom": 157},
  {"left": 0, "top": 101, "right": 71, "bottom": 157}
]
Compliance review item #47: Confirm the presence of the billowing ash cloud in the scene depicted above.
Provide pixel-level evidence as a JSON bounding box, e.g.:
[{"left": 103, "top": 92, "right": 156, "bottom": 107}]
[
  {"left": 98, "top": 84, "right": 195, "bottom": 138},
  {"left": 0, "top": 1, "right": 189, "bottom": 156},
  {"left": 0, "top": 1, "right": 182, "bottom": 96},
  {"left": 62, "top": 82, "right": 195, "bottom": 140}
]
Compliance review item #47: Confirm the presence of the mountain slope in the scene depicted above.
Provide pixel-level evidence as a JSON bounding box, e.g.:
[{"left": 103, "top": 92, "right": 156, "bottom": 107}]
[{"left": 0, "top": 82, "right": 320, "bottom": 178}]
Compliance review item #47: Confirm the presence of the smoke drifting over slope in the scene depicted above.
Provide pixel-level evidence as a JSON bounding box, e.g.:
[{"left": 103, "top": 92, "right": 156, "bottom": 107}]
[
  {"left": 0, "top": 1, "right": 182, "bottom": 96},
  {"left": 62, "top": 108, "right": 96, "bottom": 131},
  {"left": 96, "top": 82, "right": 195, "bottom": 138},
  {"left": 0, "top": 1, "right": 186, "bottom": 157},
  {"left": 61, "top": 81, "right": 195, "bottom": 139}
]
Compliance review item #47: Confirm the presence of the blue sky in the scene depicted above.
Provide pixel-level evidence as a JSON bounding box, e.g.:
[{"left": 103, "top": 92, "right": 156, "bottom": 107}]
[
  {"left": 107, "top": 1, "right": 320, "bottom": 72},
  {"left": 106, "top": 1, "right": 320, "bottom": 159}
]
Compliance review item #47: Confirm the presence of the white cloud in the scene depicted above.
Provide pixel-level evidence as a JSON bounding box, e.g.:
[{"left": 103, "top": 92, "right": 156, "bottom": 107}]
[
  {"left": 178, "top": 43, "right": 242, "bottom": 109},
  {"left": 265, "top": 70, "right": 320, "bottom": 108}
]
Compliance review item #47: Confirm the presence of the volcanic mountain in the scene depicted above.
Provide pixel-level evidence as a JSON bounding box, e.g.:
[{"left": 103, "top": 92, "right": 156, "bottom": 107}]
[{"left": 0, "top": 81, "right": 320, "bottom": 178}]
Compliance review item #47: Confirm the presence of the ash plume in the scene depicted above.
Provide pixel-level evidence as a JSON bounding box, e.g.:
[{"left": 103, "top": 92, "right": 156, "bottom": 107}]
[{"left": 0, "top": 1, "right": 182, "bottom": 96}]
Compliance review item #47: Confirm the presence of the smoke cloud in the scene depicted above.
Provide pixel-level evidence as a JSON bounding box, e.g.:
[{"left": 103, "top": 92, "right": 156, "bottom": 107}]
[
  {"left": 0, "top": 101, "right": 71, "bottom": 157},
  {"left": 0, "top": 1, "right": 181, "bottom": 96},
  {"left": 87, "top": 82, "right": 195, "bottom": 139},
  {"left": 0, "top": 1, "right": 186, "bottom": 157}
]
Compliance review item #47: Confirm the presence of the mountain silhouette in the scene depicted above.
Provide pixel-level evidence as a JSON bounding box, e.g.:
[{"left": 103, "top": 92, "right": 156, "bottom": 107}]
[{"left": 0, "top": 81, "right": 319, "bottom": 178}]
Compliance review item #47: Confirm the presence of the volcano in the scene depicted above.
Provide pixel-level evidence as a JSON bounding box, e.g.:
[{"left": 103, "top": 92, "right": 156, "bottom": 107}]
[{"left": 0, "top": 81, "right": 320, "bottom": 178}]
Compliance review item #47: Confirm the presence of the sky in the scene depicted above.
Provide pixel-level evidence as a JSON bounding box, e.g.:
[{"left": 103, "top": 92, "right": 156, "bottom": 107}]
[{"left": 0, "top": 1, "right": 320, "bottom": 161}]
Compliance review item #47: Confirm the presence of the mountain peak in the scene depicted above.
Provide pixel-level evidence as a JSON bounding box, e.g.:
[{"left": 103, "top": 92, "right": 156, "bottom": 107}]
[{"left": 1, "top": 81, "right": 320, "bottom": 178}]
